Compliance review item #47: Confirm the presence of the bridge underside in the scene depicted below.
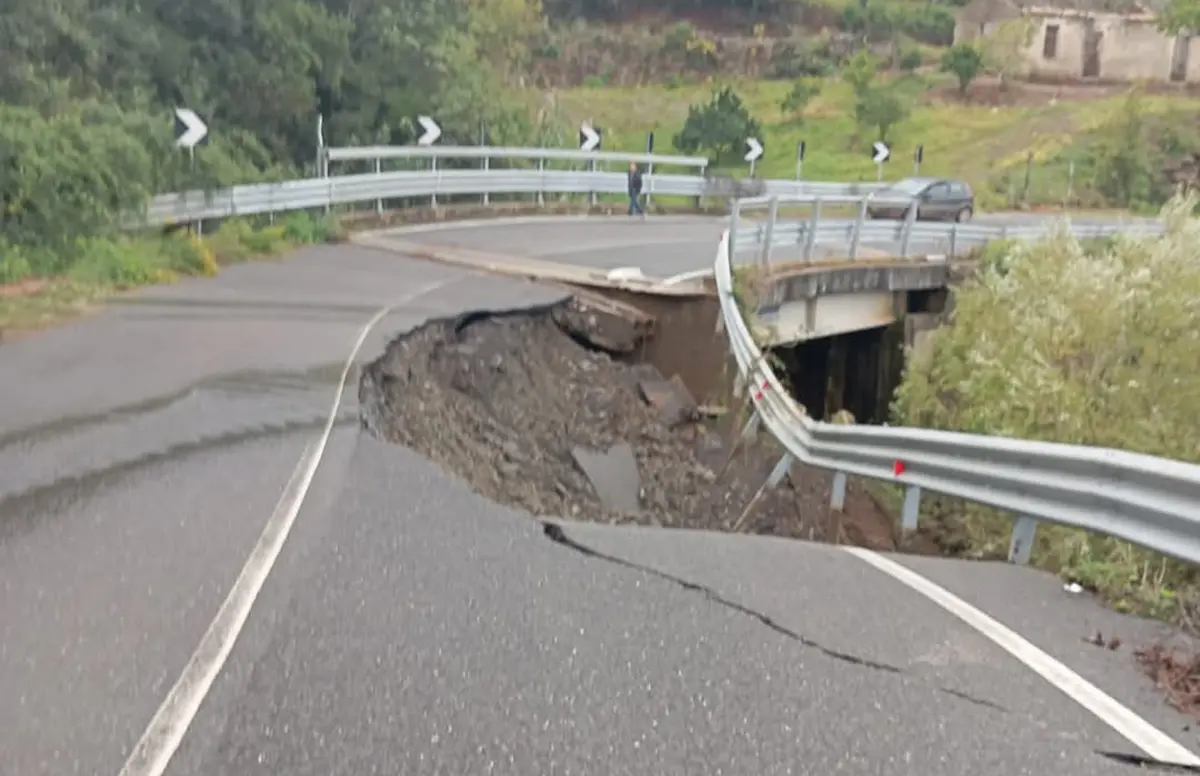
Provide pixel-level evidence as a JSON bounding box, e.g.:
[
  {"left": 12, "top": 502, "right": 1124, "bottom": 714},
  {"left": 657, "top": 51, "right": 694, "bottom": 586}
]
[
  {"left": 755, "top": 288, "right": 947, "bottom": 424},
  {"left": 757, "top": 291, "right": 899, "bottom": 346}
]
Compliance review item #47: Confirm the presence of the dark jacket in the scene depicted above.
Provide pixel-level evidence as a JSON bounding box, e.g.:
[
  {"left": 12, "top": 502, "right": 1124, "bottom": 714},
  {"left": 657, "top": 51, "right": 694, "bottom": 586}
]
[{"left": 628, "top": 169, "right": 643, "bottom": 196}]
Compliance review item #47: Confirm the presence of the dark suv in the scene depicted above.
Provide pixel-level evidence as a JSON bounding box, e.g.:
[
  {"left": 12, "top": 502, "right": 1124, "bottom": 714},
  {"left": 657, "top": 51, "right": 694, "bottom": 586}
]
[{"left": 866, "top": 177, "right": 974, "bottom": 223}]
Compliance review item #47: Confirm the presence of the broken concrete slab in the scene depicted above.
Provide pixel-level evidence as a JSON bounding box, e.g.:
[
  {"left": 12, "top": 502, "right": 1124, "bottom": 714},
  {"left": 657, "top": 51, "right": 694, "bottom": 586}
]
[
  {"left": 571, "top": 443, "right": 641, "bottom": 514},
  {"left": 552, "top": 296, "right": 651, "bottom": 355},
  {"left": 637, "top": 373, "right": 698, "bottom": 428}
]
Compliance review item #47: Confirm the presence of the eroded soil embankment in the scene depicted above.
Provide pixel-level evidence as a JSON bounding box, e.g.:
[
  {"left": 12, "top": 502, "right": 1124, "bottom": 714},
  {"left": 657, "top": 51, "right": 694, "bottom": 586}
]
[{"left": 359, "top": 297, "right": 894, "bottom": 544}]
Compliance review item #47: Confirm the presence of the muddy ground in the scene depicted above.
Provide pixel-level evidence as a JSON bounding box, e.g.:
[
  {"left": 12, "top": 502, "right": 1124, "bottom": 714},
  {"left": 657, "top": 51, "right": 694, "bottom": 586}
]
[{"left": 359, "top": 298, "right": 900, "bottom": 547}]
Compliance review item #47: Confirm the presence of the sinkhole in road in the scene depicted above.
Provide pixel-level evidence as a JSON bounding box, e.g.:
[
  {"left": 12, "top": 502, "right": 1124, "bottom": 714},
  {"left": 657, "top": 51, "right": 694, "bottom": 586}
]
[{"left": 358, "top": 292, "right": 903, "bottom": 546}]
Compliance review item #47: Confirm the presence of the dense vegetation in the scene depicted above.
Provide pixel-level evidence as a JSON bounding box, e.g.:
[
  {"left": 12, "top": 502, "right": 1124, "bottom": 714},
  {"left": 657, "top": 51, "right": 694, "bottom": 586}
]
[
  {"left": 0, "top": 0, "right": 547, "bottom": 296},
  {"left": 891, "top": 193, "right": 1200, "bottom": 619}
]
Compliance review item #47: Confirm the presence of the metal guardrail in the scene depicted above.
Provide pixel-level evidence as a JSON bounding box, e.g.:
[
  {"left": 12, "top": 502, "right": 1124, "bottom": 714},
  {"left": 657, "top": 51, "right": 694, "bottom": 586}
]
[
  {"left": 144, "top": 160, "right": 1160, "bottom": 248},
  {"left": 715, "top": 210, "right": 1200, "bottom": 571},
  {"left": 324, "top": 144, "right": 712, "bottom": 168},
  {"left": 145, "top": 169, "right": 701, "bottom": 224},
  {"left": 144, "top": 150, "right": 898, "bottom": 226},
  {"left": 731, "top": 195, "right": 1166, "bottom": 263}
]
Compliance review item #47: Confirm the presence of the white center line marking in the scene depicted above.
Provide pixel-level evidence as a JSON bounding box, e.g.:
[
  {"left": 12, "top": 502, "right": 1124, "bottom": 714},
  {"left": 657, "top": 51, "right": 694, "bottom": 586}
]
[
  {"left": 117, "top": 279, "right": 454, "bottom": 776},
  {"left": 844, "top": 546, "right": 1200, "bottom": 766}
]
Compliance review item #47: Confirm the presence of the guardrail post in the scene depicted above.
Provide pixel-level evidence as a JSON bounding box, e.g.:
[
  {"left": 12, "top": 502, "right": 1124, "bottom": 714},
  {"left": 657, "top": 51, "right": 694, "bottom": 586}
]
[
  {"left": 646, "top": 162, "right": 654, "bottom": 213},
  {"left": 758, "top": 197, "right": 779, "bottom": 268},
  {"left": 899, "top": 196, "right": 919, "bottom": 258},
  {"left": 849, "top": 198, "right": 868, "bottom": 261},
  {"left": 949, "top": 223, "right": 958, "bottom": 258},
  {"left": 482, "top": 156, "right": 490, "bottom": 207},
  {"left": 740, "top": 412, "right": 761, "bottom": 439},
  {"left": 901, "top": 485, "right": 921, "bottom": 532},
  {"left": 374, "top": 158, "right": 383, "bottom": 216},
  {"left": 732, "top": 453, "right": 793, "bottom": 532},
  {"left": 1008, "top": 516, "right": 1038, "bottom": 565},
  {"left": 430, "top": 156, "right": 438, "bottom": 208},
  {"left": 728, "top": 203, "right": 741, "bottom": 265},
  {"left": 804, "top": 199, "right": 822, "bottom": 262},
  {"left": 537, "top": 158, "right": 545, "bottom": 208},
  {"left": 830, "top": 471, "right": 847, "bottom": 511},
  {"left": 589, "top": 159, "right": 597, "bottom": 209}
]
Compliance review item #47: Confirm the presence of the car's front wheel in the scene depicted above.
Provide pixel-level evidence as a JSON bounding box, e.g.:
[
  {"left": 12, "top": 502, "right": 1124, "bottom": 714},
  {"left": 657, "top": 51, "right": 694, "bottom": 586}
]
[{"left": 956, "top": 206, "right": 973, "bottom": 223}]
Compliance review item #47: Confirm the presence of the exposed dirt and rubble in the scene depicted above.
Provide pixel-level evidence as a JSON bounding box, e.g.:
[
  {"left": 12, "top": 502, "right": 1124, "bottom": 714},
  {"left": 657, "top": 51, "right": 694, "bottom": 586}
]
[
  {"left": 359, "top": 295, "right": 899, "bottom": 547},
  {"left": 357, "top": 291, "right": 1200, "bottom": 725}
]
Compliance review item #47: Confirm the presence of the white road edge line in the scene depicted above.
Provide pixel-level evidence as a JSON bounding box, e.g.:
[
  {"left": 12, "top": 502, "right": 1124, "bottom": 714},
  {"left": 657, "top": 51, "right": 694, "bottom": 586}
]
[
  {"left": 843, "top": 546, "right": 1200, "bottom": 766},
  {"left": 117, "top": 280, "right": 453, "bottom": 776}
]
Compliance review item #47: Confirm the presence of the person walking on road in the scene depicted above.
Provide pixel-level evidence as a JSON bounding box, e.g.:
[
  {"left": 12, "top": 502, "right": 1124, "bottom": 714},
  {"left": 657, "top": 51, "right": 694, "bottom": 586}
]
[{"left": 627, "top": 163, "right": 645, "bottom": 218}]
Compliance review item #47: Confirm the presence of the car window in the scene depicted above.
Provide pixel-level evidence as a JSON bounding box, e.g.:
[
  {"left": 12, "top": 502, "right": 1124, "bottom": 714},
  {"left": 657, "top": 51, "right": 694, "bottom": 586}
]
[
  {"left": 926, "top": 183, "right": 951, "bottom": 199},
  {"left": 883, "top": 178, "right": 931, "bottom": 196},
  {"left": 949, "top": 182, "right": 971, "bottom": 197}
]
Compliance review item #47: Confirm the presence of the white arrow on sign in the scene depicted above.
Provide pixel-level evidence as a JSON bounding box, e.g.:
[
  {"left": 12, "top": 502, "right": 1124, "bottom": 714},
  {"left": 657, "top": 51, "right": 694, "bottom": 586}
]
[
  {"left": 872, "top": 141, "right": 890, "bottom": 163},
  {"left": 174, "top": 108, "right": 208, "bottom": 149},
  {"left": 744, "top": 137, "right": 763, "bottom": 163},
  {"left": 417, "top": 116, "right": 441, "bottom": 146},
  {"left": 579, "top": 122, "right": 600, "bottom": 151}
]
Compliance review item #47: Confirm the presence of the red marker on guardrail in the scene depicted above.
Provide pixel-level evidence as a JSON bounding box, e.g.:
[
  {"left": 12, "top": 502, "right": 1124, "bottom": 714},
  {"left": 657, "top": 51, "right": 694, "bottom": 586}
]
[
  {"left": 753, "top": 380, "right": 770, "bottom": 401},
  {"left": 893, "top": 460, "right": 906, "bottom": 476}
]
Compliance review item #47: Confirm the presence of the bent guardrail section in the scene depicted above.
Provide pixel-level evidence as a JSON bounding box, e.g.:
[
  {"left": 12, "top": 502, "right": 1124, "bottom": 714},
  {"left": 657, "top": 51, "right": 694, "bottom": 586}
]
[{"left": 714, "top": 226, "right": 1200, "bottom": 567}]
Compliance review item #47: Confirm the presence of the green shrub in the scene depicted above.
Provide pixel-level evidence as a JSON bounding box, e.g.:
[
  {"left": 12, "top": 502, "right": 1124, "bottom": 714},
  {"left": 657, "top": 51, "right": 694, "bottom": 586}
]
[
  {"left": 67, "top": 238, "right": 170, "bottom": 287},
  {"left": 892, "top": 194, "right": 1200, "bottom": 618},
  {"left": 977, "top": 237, "right": 1018, "bottom": 275},
  {"left": 766, "top": 38, "right": 839, "bottom": 79},
  {"left": 240, "top": 225, "right": 289, "bottom": 254},
  {"left": 161, "top": 233, "right": 220, "bottom": 276},
  {"left": 894, "top": 5, "right": 955, "bottom": 45},
  {"left": 0, "top": 244, "right": 34, "bottom": 284},
  {"left": 205, "top": 219, "right": 257, "bottom": 263},
  {"left": 898, "top": 47, "right": 924, "bottom": 72},
  {"left": 280, "top": 212, "right": 344, "bottom": 244}
]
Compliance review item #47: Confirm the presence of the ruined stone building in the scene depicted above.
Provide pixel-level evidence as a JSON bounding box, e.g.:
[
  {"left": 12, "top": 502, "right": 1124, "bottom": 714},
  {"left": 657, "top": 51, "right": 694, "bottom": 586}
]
[{"left": 954, "top": 0, "right": 1200, "bottom": 82}]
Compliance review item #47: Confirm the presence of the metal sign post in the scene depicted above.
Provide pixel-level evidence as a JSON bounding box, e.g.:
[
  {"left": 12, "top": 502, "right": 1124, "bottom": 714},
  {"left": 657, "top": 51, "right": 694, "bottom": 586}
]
[
  {"left": 913, "top": 144, "right": 924, "bottom": 176},
  {"left": 796, "top": 140, "right": 806, "bottom": 180},
  {"left": 174, "top": 107, "right": 209, "bottom": 231},
  {"left": 745, "top": 137, "right": 763, "bottom": 177},
  {"left": 872, "top": 141, "right": 890, "bottom": 182},
  {"left": 645, "top": 132, "right": 655, "bottom": 213}
]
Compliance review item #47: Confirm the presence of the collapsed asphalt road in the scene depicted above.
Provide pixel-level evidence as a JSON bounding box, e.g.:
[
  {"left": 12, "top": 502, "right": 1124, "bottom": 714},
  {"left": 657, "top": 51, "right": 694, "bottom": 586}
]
[
  {"left": 359, "top": 300, "right": 800, "bottom": 533},
  {"left": 358, "top": 296, "right": 904, "bottom": 543},
  {"left": 2, "top": 217, "right": 1198, "bottom": 776}
]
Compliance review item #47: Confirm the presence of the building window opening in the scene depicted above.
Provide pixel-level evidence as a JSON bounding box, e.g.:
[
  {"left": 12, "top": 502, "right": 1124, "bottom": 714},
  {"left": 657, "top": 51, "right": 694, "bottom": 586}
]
[{"left": 1043, "top": 24, "right": 1059, "bottom": 59}]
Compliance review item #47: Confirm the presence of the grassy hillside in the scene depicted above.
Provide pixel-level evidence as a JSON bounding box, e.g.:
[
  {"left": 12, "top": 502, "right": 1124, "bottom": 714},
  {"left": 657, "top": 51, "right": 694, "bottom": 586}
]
[{"left": 548, "top": 76, "right": 1200, "bottom": 211}]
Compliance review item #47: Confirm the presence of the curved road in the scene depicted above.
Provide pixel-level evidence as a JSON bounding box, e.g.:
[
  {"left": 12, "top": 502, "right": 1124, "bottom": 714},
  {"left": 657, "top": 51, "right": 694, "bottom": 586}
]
[{"left": 0, "top": 215, "right": 1195, "bottom": 776}]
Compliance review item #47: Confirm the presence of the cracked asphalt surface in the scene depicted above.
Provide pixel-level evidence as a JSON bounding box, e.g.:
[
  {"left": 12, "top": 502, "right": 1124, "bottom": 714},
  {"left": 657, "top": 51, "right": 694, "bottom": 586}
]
[{"left": 0, "top": 215, "right": 1195, "bottom": 776}]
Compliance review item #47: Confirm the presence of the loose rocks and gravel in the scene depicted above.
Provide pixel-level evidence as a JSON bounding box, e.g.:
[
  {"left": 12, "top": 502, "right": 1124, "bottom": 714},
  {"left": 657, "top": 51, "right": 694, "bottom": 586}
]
[{"left": 360, "top": 298, "right": 898, "bottom": 545}]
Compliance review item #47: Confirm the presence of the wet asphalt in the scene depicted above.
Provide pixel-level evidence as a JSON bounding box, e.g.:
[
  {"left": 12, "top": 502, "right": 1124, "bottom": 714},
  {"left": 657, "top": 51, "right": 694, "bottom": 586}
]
[
  {"left": 0, "top": 216, "right": 1194, "bottom": 776},
  {"left": 386, "top": 212, "right": 1159, "bottom": 276}
]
